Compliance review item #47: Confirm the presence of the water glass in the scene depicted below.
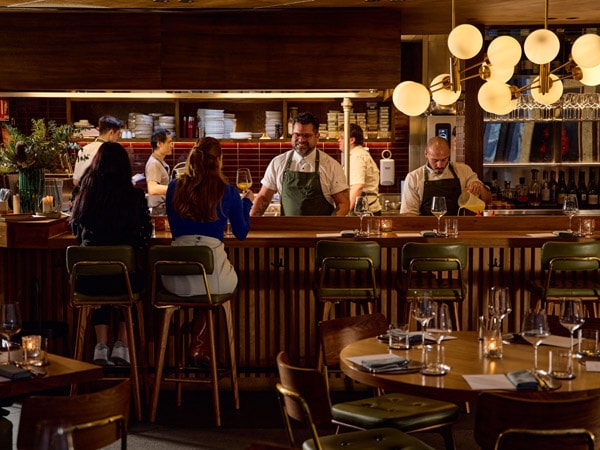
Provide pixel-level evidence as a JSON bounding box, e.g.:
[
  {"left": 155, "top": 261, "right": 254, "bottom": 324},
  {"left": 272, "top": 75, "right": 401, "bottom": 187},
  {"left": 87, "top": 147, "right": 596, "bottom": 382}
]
[
  {"left": 388, "top": 324, "right": 410, "bottom": 350},
  {"left": 549, "top": 350, "right": 574, "bottom": 379}
]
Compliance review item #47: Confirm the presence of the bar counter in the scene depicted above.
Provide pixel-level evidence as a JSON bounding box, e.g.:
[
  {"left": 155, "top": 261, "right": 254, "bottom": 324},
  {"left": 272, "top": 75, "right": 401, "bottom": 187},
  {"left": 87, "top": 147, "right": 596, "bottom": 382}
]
[{"left": 1, "top": 214, "right": 599, "bottom": 372}]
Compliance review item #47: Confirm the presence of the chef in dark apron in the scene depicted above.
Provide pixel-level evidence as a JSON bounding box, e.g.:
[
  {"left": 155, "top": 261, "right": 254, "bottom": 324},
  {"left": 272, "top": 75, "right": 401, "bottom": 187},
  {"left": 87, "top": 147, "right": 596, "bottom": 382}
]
[
  {"left": 250, "top": 112, "right": 350, "bottom": 217},
  {"left": 401, "top": 136, "right": 490, "bottom": 216}
]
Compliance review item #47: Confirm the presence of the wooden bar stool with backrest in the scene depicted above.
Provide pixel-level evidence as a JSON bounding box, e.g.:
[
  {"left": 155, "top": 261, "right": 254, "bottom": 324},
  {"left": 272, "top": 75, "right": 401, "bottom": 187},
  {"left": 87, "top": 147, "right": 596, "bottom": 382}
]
[
  {"left": 148, "top": 245, "right": 239, "bottom": 427},
  {"left": 319, "top": 313, "right": 459, "bottom": 450},
  {"left": 66, "top": 245, "right": 146, "bottom": 422},
  {"left": 527, "top": 240, "right": 600, "bottom": 317},
  {"left": 398, "top": 242, "right": 468, "bottom": 331},
  {"left": 474, "top": 390, "right": 600, "bottom": 450},
  {"left": 275, "top": 351, "right": 436, "bottom": 450}
]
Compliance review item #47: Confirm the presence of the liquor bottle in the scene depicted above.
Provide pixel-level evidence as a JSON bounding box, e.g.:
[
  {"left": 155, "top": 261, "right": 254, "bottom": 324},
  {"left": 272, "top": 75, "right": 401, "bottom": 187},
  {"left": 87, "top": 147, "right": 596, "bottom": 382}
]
[
  {"left": 489, "top": 171, "right": 501, "bottom": 201},
  {"left": 567, "top": 168, "right": 578, "bottom": 196},
  {"left": 516, "top": 177, "right": 529, "bottom": 208},
  {"left": 577, "top": 170, "right": 588, "bottom": 209},
  {"left": 556, "top": 170, "right": 568, "bottom": 207},
  {"left": 528, "top": 169, "right": 542, "bottom": 207},
  {"left": 540, "top": 170, "right": 550, "bottom": 207},
  {"left": 588, "top": 168, "right": 598, "bottom": 208},
  {"left": 548, "top": 170, "right": 557, "bottom": 207}
]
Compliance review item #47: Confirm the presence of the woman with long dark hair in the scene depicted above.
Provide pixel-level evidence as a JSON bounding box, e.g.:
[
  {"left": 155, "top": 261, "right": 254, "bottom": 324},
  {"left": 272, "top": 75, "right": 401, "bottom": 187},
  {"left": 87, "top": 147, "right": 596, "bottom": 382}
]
[
  {"left": 164, "top": 137, "right": 253, "bottom": 364},
  {"left": 70, "top": 141, "right": 152, "bottom": 365}
]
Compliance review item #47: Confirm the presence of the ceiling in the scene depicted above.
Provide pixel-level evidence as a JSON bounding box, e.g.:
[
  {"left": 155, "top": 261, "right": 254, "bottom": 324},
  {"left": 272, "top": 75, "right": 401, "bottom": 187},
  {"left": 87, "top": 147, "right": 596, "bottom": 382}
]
[{"left": 0, "top": 0, "right": 598, "bottom": 35}]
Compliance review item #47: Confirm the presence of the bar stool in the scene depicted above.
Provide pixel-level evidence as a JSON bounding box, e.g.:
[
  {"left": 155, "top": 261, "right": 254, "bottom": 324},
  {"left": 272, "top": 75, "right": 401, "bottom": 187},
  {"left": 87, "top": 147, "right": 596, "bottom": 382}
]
[
  {"left": 148, "top": 245, "right": 239, "bottom": 427},
  {"left": 527, "top": 240, "right": 600, "bottom": 316},
  {"left": 398, "top": 242, "right": 467, "bottom": 330},
  {"left": 66, "top": 245, "right": 147, "bottom": 422}
]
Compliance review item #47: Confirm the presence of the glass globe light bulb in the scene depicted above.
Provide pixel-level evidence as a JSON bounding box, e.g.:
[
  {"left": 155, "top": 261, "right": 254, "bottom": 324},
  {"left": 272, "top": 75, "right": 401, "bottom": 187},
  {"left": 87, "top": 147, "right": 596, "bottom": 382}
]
[
  {"left": 530, "top": 74, "right": 563, "bottom": 105},
  {"left": 579, "top": 63, "right": 600, "bottom": 86},
  {"left": 430, "top": 74, "right": 461, "bottom": 106},
  {"left": 571, "top": 34, "right": 600, "bottom": 69},
  {"left": 448, "top": 24, "right": 483, "bottom": 60},
  {"left": 524, "top": 29, "right": 560, "bottom": 65},
  {"left": 392, "top": 81, "right": 431, "bottom": 116},
  {"left": 487, "top": 35, "right": 522, "bottom": 68},
  {"left": 492, "top": 97, "right": 519, "bottom": 116},
  {"left": 485, "top": 64, "right": 515, "bottom": 83},
  {"left": 477, "top": 81, "right": 512, "bottom": 114}
]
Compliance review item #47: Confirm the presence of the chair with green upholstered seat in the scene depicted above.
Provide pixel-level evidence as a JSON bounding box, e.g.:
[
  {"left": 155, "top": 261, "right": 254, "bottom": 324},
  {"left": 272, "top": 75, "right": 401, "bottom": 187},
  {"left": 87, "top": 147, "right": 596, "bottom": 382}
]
[
  {"left": 398, "top": 242, "right": 468, "bottom": 330},
  {"left": 313, "top": 240, "right": 381, "bottom": 323},
  {"left": 527, "top": 240, "right": 600, "bottom": 316},
  {"left": 319, "top": 314, "right": 459, "bottom": 450},
  {"left": 148, "top": 245, "right": 239, "bottom": 427},
  {"left": 66, "top": 245, "right": 146, "bottom": 422},
  {"left": 276, "top": 351, "right": 437, "bottom": 450}
]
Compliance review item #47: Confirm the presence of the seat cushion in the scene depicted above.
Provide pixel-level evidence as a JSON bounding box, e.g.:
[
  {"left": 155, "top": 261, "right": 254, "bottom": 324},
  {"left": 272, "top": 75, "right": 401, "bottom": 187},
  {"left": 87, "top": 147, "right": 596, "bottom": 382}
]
[
  {"left": 155, "top": 289, "right": 233, "bottom": 307},
  {"left": 303, "top": 427, "right": 436, "bottom": 450},
  {"left": 331, "top": 393, "right": 459, "bottom": 432}
]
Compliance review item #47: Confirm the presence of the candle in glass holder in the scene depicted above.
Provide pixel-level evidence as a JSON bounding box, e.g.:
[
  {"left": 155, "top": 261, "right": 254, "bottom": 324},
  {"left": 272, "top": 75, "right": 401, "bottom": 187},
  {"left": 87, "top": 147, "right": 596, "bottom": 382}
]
[
  {"left": 381, "top": 218, "right": 393, "bottom": 233},
  {"left": 483, "top": 331, "right": 503, "bottom": 359},
  {"left": 42, "top": 195, "right": 54, "bottom": 213}
]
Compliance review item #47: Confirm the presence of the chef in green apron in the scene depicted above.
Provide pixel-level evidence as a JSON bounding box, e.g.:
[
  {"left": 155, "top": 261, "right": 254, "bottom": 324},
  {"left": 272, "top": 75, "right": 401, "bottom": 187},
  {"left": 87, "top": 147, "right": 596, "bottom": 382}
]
[
  {"left": 401, "top": 136, "right": 490, "bottom": 215},
  {"left": 251, "top": 112, "right": 350, "bottom": 216}
]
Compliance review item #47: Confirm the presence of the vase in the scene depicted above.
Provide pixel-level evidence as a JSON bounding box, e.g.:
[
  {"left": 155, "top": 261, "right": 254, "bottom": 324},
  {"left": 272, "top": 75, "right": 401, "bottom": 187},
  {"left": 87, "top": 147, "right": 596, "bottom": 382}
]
[{"left": 18, "top": 168, "right": 45, "bottom": 214}]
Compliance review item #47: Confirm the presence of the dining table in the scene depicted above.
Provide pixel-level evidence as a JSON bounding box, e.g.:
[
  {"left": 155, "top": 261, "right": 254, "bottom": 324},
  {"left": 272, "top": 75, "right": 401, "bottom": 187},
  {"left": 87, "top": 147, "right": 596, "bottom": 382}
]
[
  {"left": 0, "top": 353, "right": 103, "bottom": 399},
  {"left": 340, "top": 331, "right": 600, "bottom": 404}
]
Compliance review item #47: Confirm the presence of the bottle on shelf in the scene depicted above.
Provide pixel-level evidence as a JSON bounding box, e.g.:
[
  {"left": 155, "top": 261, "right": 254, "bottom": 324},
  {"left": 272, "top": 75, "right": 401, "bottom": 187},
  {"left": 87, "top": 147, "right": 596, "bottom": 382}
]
[
  {"left": 516, "top": 177, "right": 529, "bottom": 208},
  {"left": 528, "top": 169, "right": 542, "bottom": 207},
  {"left": 489, "top": 171, "right": 501, "bottom": 202},
  {"left": 540, "top": 170, "right": 550, "bottom": 207},
  {"left": 556, "top": 170, "right": 568, "bottom": 207},
  {"left": 548, "top": 170, "right": 557, "bottom": 207},
  {"left": 588, "top": 168, "right": 598, "bottom": 209},
  {"left": 577, "top": 170, "right": 588, "bottom": 209},
  {"left": 567, "top": 168, "right": 578, "bottom": 196}
]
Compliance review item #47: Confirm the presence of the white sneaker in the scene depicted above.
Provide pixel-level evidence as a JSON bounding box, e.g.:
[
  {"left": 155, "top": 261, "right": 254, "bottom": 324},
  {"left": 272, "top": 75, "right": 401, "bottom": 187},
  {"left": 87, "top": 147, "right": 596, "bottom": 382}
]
[
  {"left": 93, "top": 343, "right": 114, "bottom": 366},
  {"left": 111, "top": 341, "right": 130, "bottom": 366}
]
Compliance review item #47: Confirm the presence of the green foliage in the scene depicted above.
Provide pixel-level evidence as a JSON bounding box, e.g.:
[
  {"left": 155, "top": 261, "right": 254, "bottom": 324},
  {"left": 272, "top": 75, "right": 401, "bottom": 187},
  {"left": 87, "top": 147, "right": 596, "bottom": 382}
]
[{"left": 0, "top": 119, "right": 82, "bottom": 173}]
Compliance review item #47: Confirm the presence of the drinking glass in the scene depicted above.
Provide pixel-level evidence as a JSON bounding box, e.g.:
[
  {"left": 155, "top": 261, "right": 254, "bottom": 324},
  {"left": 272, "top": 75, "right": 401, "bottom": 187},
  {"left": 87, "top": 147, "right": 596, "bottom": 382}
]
[
  {"left": 563, "top": 194, "right": 579, "bottom": 232},
  {"left": 488, "top": 286, "right": 512, "bottom": 325},
  {"left": 0, "top": 302, "right": 22, "bottom": 365},
  {"left": 354, "top": 195, "right": 370, "bottom": 237},
  {"left": 559, "top": 298, "right": 585, "bottom": 379},
  {"left": 521, "top": 308, "right": 551, "bottom": 372},
  {"left": 423, "top": 302, "right": 452, "bottom": 375},
  {"left": 431, "top": 196, "right": 447, "bottom": 236},
  {"left": 411, "top": 291, "right": 434, "bottom": 348},
  {"left": 236, "top": 168, "right": 253, "bottom": 193}
]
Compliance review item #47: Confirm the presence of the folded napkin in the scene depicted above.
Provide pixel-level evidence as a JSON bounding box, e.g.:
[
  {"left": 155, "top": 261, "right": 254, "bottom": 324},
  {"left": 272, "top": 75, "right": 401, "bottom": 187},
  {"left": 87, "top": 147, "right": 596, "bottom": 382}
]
[
  {"left": 0, "top": 364, "right": 31, "bottom": 380},
  {"left": 361, "top": 355, "right": 409, "bottom": 373},
  {"left": 506, "top": 370, "right": 538, "bottom": 390}
]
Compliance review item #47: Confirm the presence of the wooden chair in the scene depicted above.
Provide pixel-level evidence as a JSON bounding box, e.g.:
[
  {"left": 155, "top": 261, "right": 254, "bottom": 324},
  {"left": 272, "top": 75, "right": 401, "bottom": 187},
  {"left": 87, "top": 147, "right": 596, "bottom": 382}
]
[
  {"left": 474, "top": 390, "right": 600, "bottom": 450},
  {"left": 313, "top": 240, "right": 381, "bottom": 323},
  {"left": 275, "top": 351, "right": 436, "bottom": 450},
  {"left": 17, "top": 379, "right": 131, "bottom": 450},
  {"left": 66, "top": 245, "right": 146, "bottom": 421},
  {"left": 398, "top": 242, "right": 467, "bottom": 330},
  {"left": 319, "top": 314, "right": 459, "bottom": 450},
  {"left": 527, "top": 241, "right": 600, "bottom": 316},
  {"left": 148, "top": 245, "right": 239, "bottom": 427}
]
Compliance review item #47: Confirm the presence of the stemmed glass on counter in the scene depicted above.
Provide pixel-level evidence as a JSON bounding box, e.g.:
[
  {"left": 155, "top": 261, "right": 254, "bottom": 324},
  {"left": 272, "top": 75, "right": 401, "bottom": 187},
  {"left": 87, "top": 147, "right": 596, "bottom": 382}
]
[
  {"left": 411, "top": 291, "right": 435, "bottom": 348},
  {"left": 558, "top": 298, "right": 585, "bottom": 379},
  {"left": 354, "top": 195, "right": 370, "bottom": 237},
  {"left": 562, "top": 194, "right": 579, "bottom": 233},
  {"left": 521, "top": 308, "right": 551, "bottom": 373},
  {"left": 431, "top": 196, "right": 447, "bottom": 236},
  {"left": 236, "top": 168, "right": 253, "bottom": 194},
  {"left": 0, "top": 302, "right": 22, "bottom": 365},
  {"left": 488, "top": 286, "right": 512, "bottom": 327},
  {"left": 423, "top": 302, "right": 452, "bottom": 376}
]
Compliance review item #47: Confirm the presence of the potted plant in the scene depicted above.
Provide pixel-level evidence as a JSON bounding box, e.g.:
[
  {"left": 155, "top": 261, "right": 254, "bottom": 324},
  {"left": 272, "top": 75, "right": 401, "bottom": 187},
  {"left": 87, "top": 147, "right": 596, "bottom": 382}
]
[{"left": 0, "top": 119, "right": 81, "bottom": 213}]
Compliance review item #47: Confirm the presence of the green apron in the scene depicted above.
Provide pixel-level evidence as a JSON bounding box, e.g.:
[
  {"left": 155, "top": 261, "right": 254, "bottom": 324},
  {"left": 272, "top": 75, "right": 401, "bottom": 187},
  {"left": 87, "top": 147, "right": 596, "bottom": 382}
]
[{"left": 280, "top": 150, "right": 335, "bottom": 216}]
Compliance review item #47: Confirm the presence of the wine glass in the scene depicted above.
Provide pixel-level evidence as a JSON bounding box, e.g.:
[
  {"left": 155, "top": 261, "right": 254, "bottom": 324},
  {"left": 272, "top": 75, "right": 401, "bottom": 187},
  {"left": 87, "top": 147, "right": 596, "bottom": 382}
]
[
  {"left": 354, "top": 195, "right": 370, "bottom": 237},
  {"left": 488, "top": 286, "right": 512, "bottom": 325},
  {"left": 236, "top": 168, "right": 253, "bottom": 193},
  {"left": 423, "top": 302, "right": 452, "bottom": 375},
  {"left": 559, "top": 298, "right": 585, "bottom": 378},
  {"left": 411, "top": 291, "right": 434, "bottom": 348},
  {"left": 431, "top": 196, "right": 447, "bottom": 236},
  {"left": 0, "top": 302, "right": 22, "bottom": 365},
  {"left": 563, "top": 194, "right": 579, "bottom": 232},
  {"left": 521, "top": 308, "right": 551, "bottom": 373}
]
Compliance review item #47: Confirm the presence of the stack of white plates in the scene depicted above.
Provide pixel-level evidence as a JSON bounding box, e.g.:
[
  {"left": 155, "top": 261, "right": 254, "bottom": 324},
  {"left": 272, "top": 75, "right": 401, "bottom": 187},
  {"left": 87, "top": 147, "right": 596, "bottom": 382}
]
[
  {"left": 158, "top": 115, "right": 176, "bottom": 135},
  {"left": 265, "top": 111, "right": 283, "bottom": 139},
  {"left": 198, "top": 109, "right": 225, "bottom": 139},
  {"left": 229, "top": 132, "right": 252, "bottom": 139},
  {"left": 128, "top": 113, "right": 154, "bottom": 139},
  {"left": 224, "top": 113, "right": 236, "bottom": 139}
]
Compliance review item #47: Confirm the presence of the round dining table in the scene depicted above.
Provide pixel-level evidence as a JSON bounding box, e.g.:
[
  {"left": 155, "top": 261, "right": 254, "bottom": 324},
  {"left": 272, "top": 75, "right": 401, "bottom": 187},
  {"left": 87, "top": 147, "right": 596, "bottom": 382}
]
[{"left": 339, "top": 331, "right": 600, "bottom": 404}]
